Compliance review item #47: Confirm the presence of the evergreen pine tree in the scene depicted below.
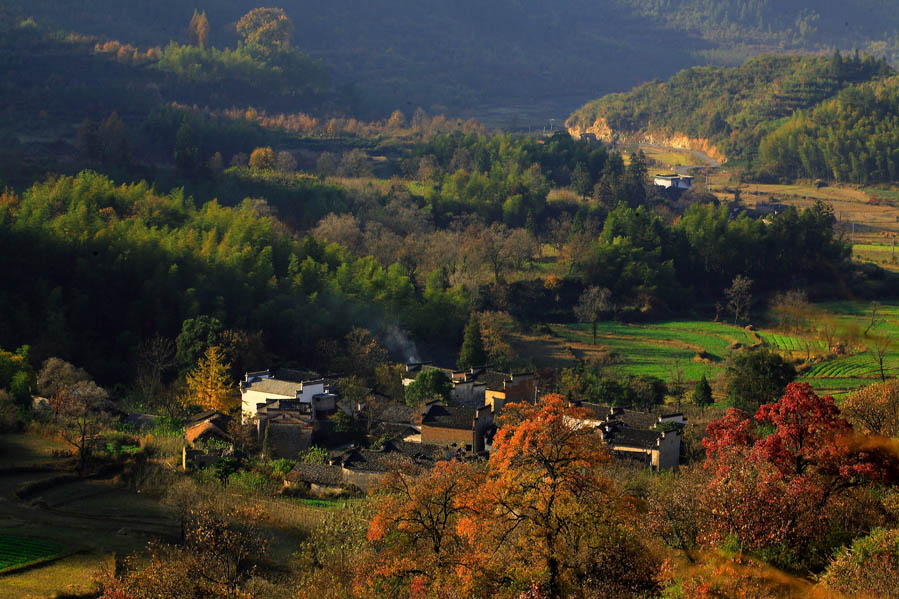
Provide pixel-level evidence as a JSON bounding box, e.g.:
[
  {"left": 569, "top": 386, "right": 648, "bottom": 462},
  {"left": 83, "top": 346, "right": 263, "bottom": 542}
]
[
  {"left": 692, "top": 375, "right": 713, "bottom": 413},
  {"left": 458, "top": 314, "right": 487, "bottom": 370}
]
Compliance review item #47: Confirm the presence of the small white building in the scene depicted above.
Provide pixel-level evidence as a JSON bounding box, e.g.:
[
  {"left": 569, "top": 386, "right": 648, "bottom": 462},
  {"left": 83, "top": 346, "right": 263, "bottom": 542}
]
[
  {"left": 240, "top": 370, "right": 335, "bottom": 421},
  {"left": 653, "top": 174, "right": 693, "bottom": 190}
]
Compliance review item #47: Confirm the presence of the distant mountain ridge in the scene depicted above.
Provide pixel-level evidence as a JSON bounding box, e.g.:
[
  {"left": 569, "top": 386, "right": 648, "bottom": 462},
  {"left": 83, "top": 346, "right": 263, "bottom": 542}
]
[{"left": 5, "top": 0, "right": 899, "bottom": 117}]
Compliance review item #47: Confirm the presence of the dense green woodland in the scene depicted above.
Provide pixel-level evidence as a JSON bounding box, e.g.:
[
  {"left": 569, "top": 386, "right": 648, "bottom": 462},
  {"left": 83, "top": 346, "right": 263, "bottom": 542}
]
[
  {"left": 757, "top": 76, "right": 899, "bottom": 183},
  {"left": 0, "top": 172, "right": 467, "bottom": 382},
  {"left": 0, "top": 158, "right": 856, "bottom": 385}
]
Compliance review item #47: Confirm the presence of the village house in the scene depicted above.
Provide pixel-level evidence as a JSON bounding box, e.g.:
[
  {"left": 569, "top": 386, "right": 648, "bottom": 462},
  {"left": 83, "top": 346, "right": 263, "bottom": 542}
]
[
  {"left": 256, "top": 399, "right": 316, "bottom": 459},
  {"left": 239, "top": 369, "right": 337, "bottom": 422},
  {"left": 483, "top": 371, "right": 537, "bottom": 415},
  {"left": 240, "top": 369, "right": 342, "bottom": 458},
  {"left": 419, "top": 402, "right": 494, "bottom": 453},
  {"left": 184, "top": 410, "right": 231, "bottom": 446},
  {"left": 403, "top": 364, "right": 538, "bottom": 453},
  {"left": 286, "top": 441, "right": 454, "bottom": 494},
  {"left": 369, "top": 402, "right": 422, "bottom": 443},
  {"left": 449, "top": 367, "right": 488, "bottom": 404},
  {"left": 569, "top": 403, "right": 685, "bottom": 470},
  {"left": 182, "top": 410, "right": 232, "bottom": 470},
  {"left": 404, "top": 364, "right": 537, "bottom": 415},
  {"left": 653, "top": 173, "right": 693, "bottom": 190}
]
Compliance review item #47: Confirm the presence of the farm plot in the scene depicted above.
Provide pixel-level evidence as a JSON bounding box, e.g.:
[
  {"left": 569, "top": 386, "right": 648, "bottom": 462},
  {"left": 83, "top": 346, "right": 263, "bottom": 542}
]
[
  {"left": 0, "top": 536, "right": 68, "bottom": 574},
  {"left": 551, "top": 321, "right": 754, "bottom": 381},
  {"left": 758, "top": 332, "right": 825, "bottom": 353},
  {"left": 803, "top": 354, "right": 880, "bottom": 379}
]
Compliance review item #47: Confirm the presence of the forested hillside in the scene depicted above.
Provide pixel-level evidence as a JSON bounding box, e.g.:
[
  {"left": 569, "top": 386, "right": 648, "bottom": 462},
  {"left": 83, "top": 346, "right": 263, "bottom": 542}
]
[
  {"left": 567, "top": 52, "right": 893, "bottom": 170},
  {"left": 623, "top": 0, "right": 899, "bottom": 58}
]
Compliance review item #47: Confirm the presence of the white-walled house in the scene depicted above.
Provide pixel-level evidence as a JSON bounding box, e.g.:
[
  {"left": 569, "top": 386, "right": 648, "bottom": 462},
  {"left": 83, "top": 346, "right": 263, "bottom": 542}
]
[
  {"left": 653, "top": 174, "right": 693, "bottom": 189},
  {"left": 240, "top": 370, "right": 335, "bottom": 421}
]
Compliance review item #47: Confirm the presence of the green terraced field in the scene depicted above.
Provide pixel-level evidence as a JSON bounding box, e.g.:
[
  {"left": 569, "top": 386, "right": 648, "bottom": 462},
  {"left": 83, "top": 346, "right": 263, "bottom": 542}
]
[
  {"left": 553, "top": 320, "right": 756, "bottom": 380},
  {"left": 758, "top": 332, "right": 826, "bottom": 352},
  {"left": 0, "top": 536, "right": 68, "bottom": 574},
  {"left": 804, "top": 354, "right": 881, "bottom": 378}
]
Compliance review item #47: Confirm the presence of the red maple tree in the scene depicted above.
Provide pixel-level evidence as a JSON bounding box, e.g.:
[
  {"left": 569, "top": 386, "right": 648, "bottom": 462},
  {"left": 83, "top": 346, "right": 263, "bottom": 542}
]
[{"left": 699, "top": 382, "right": 898, "bottom": 560}]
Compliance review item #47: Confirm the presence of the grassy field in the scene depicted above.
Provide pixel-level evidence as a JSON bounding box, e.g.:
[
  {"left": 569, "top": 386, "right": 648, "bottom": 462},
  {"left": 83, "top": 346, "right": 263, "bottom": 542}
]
[
  {"left": 0, "top": 536, "right": 68, "bottom": 574},
  {"left": 639, "top": 146, "right": 697, "bottom": 169},
  {"left": 0, "top": 431, "right": 69, "bottom": 467},
  {"left": 0, "top": 430, "right": 345, "bottom": 598}
]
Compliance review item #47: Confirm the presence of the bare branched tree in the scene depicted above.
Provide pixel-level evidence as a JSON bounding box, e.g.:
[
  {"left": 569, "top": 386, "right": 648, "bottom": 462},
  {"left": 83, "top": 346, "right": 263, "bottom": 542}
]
[
  {"left": 575, "top": 286, "right": 612, "bottom": 345},
  {"left": 871, "top": 334, "right": 893, "bottom": 383},
  {"left": 725, "top": 275, "right": 753, "bottom": 324}
]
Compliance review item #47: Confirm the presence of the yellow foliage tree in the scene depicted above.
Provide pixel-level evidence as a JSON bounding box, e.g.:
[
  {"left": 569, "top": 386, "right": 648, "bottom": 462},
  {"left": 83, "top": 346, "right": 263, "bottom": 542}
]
[
  {"left": 188, "top": 9, "right": 210, "bottom": 49},
  {"left": 236, "top": 7, "right": 293, "bottom": 56},
  {"left": 842, "top": 379, "right": 899, "bottom": 437},
  {"left": 248, "top": 147, "right": 276, "bottom": 170},
  {"left": 184, "top": 346, "right": 234, "bottom": 412}
]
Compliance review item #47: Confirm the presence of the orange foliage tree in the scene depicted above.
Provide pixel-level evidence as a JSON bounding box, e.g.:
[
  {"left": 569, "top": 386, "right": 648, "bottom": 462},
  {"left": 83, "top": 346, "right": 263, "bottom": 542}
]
[
  {"left": 365, "top": 395, "right": 658, "bottom": 599},
  {"left": 473, "top": 395, "right": 658, "bottom": 599},
  {"left": 365, "top": 460, "right": 488, "bottom": 597}
]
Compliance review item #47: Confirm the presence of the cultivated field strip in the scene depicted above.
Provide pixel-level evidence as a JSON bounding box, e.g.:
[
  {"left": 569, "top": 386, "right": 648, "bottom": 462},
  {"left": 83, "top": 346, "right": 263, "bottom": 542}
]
[{"left": 0, "top": 536, "right": 68, "bottom": 574}]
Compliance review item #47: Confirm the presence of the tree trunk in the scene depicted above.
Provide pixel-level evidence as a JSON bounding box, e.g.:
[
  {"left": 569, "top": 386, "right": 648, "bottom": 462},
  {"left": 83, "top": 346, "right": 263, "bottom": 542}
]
[{"left": 547, "top": 552, "right": 560, "bottom": 599}]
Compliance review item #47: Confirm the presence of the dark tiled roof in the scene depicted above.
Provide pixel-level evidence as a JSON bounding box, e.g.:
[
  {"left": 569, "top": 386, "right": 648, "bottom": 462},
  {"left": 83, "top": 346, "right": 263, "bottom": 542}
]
[
  {"left": 185, "top": 409, "right": 229, "bottom": 426},
  {"left": 421, "top": 405, "right": 476, "bottom": 430},
  {"left": 481, "top": 371, "right": 511, "bottom": 392},
  {"left": 287, "top": 463, "right": 343, "bottom": 486},
  {"left": 576, "top": 403, "right": 660, "bottom": 429},
  {"left": 341, "top": 449, "right": 414, "bottom": 473},
  {"left": 606, "top": 427, "right": 663, "bottom": 450},
  {"left": 370, "top": 422, "right": 420, "bottom": 438},
  {"left": 377, "top": 403, "right": 419, "bottom": 424},
  {"left": 617, "top": 409, "right": 660, "bottom": 430},
  {"left": 244, "top": 378, "right": 302, "bottom": 397},
  {"left": 276, "top": 368, "right": 320, "bottom": 382},
  {"left": 337, "top": 441, "right": 451, "bottom": 473},
  {"left": 260, "top": 399, "right": 305, "bottom": 412},
  {"left": 577, "top": 403, "right": 611, "bottom": 421},
  {"left": 389, "top": 440, "right": 448, "bottom": 461}
]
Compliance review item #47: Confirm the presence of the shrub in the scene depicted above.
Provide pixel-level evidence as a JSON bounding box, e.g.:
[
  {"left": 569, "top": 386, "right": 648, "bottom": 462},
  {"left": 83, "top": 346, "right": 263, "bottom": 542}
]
[
  {"left": 298, "top": 446, "right": 328, "bottom": 464},
  {"left": 820, "top": 528, "right": 899, "bottom": 598},
  {"left": 270, "top": 458, "right": 296, "bottom": 477},
  {"left": 228, "top": 470, "right": 275, "bottom": 494}
]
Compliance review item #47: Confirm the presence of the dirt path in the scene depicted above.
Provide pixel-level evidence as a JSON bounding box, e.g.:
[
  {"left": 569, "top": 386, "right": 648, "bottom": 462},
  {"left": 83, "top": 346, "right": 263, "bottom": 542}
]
[{"left": 640, "top": 142, "right": 722, "bottom": 170}]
